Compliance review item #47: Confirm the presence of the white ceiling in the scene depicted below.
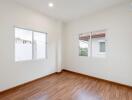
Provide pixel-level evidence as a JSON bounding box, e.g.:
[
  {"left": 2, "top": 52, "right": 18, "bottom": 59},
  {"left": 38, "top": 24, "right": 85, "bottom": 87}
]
[{"left": 13, "top": 0, "right": 130, "bottom": 22}]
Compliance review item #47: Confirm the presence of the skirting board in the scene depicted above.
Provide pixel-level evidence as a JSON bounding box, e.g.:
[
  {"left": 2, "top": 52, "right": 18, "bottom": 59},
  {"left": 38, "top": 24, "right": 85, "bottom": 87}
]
[
  {"left": 0, "top": 69, "right": 131, "bottom": 94},
  {"left": 62, "top": 69, "right": 132, "bottom": 88},
  {"left": 0, "top": 72, "right": 57, "bottom": 94}
]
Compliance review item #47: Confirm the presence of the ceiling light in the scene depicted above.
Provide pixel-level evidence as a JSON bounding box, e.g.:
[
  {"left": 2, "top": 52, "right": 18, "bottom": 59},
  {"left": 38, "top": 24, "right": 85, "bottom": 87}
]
[{"left": 49, "top": 3, "right": 54, "bottom": 7}]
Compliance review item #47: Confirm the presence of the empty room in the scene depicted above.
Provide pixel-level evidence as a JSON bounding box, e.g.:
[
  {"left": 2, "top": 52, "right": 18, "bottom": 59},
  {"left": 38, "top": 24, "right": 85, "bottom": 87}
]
[{"left": 0, "top": 0, "right": 132, "bottom": 100}]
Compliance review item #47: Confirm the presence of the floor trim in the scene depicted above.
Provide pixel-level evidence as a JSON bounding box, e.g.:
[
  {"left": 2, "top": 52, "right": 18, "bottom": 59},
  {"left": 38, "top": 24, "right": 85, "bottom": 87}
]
[
  {"left": 1, "top": 69, "right": 131, "bottom": 94},
  {"left": 0, "top": 72, "right": 57, "bottom": 94},
  {"left": 63, "top": 69, "right": 132, "bottom": 88}
]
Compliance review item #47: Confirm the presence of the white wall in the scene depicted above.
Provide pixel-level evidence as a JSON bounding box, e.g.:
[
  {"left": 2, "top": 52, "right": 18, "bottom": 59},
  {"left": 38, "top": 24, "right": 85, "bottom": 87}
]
[
  {"left": 0, "top": 0, "right": 62, "bottom": 91},
  {"left": 0, "top": 0, "right": 132, "bottom": 92},
  {"left": 63, "top": 2, "right": 132, "bottom": 86}
]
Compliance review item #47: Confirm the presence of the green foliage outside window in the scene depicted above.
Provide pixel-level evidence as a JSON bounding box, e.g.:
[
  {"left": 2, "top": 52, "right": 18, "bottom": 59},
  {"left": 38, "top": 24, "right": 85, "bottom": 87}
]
[{"left": 79, "top": 48, "right": 88, "bottom": 56}]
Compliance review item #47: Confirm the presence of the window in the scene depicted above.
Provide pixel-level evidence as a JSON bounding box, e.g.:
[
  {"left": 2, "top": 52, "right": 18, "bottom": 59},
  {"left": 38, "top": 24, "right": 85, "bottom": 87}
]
[
  {"left": 15, "top": 27, "right": 47, "bottom": 62},
  {"left": 79, "top": 30, "right": 106, "bottom": 58},
  {"left": 34, "top": 32, "right": 47, "bottom": 59},
  {"left": 99, "top": 42, "right": 105, "bottom": 53},
  {"left": 92, "top": 32, "right": 106, "bottom": 57},
  {"left": 15, "top": 28, "right": 32, "bottom": 61},
  {"left": 79, "top": 33, "right": 90, "bottom": 56}
]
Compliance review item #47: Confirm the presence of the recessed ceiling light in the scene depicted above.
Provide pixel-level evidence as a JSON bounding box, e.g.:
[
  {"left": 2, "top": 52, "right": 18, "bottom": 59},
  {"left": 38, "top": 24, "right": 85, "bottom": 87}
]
[{"left": 49, "top": 2, "right": 54, "bottom": 7}]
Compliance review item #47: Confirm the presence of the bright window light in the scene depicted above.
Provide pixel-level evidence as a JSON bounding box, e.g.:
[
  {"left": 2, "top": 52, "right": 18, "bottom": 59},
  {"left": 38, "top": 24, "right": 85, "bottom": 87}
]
[{"left": 15, "top": 27, "right": 47, "bottom": 62}]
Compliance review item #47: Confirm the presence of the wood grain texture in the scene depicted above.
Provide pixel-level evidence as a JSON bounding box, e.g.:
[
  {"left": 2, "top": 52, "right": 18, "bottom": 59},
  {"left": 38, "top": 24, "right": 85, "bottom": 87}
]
[{"left": 0, "top": 70, "right": 132, "bottom": 100}]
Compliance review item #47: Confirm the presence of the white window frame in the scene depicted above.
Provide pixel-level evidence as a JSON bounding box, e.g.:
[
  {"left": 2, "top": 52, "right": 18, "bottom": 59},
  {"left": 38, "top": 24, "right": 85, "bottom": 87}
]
[
  {"left": 79, "top": 30, "right": 107, "bottom": 58},
  {"left": 15, "top": 27, "right": 48, "bottom": 62}
]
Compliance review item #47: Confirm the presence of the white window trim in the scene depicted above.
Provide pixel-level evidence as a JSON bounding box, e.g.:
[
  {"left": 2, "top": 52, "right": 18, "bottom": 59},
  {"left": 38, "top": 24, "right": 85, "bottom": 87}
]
[
  {"left": 79, "top": 29, "right": 107, "bottom": 58},
  {"left": 14, "top": 26, "right": 48, "bottom": 62}
]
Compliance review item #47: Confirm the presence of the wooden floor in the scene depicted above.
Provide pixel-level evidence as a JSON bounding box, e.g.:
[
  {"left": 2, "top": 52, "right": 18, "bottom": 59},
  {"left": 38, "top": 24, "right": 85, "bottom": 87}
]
[{"left": 0, "top": 71, "right": 132, "bottom": 100}]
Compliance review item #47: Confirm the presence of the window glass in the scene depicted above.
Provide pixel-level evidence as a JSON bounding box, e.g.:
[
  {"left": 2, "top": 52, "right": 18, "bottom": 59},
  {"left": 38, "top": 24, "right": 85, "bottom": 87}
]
[
  {"left": 15, "top": 28, "right": 32, "bottom": 61},
  {"left": 99, "top": 42, "right": 106, "bottom": 52},
  {"left": 34, "top": 32, "right": 47, "bottom": 59},
  {"left": 79, "top": 33, "right": 90, "bottom": 56}
]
